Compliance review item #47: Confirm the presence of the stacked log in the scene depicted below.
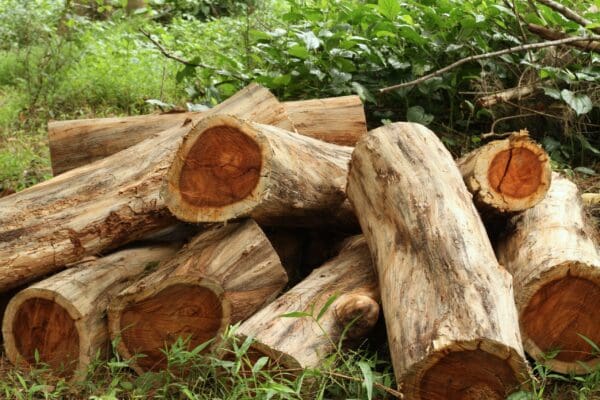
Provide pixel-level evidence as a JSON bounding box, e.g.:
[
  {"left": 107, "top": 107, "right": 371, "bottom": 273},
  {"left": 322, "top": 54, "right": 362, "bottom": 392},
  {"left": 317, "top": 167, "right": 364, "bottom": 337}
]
[
  {"left": 496, "top": 173, "right": 600, "bottom": 374},
  {"left": 234, "top": 236, "right": 379, "bottom": 372},
  {"left": 163, "top": 114, "right": 356, "bottom": 228},
  {"left": 346, "top": 122, "right": 530, "bottom": 399},
  {"left": 0, "top": 83, "right": 290, "bottom": 291},
  {"left": 458, "top": 130, "right": 552, "bottom": 214},
  {"left": 107, "top": 220, "right": 287, "bottom": 374},
  {"left": 48, "top": 95, "right": 366, "bottom": 175},
  {"left": 2, "top": 245, "right": 178, "bottom": 380},
  {"left": 5, "top": 79, "right": 599, "bottom": 398}
]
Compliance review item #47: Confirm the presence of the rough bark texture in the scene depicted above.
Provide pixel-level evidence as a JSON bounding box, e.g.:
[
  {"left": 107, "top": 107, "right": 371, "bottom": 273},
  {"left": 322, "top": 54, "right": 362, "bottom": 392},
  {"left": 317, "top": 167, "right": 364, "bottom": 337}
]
[
  {"left": 163, "top": 114, "right": 356, "bottom": 228},
  {"left": 48, "top": 96, "right": 365, "bottom": 175},
  {"left": 235, "top": 236, "right": 379, "bottom": 371},
  {"left": 0, "top": 83, "right": 291, "bottom": 292},
  {"left": 2, "top": 245, "right": 178, "bottom": 380},
  {"left": 346, "top": 122, "right": 529, "bottom": 400},
  {"left": 496, "top": 173, "right": 600, "bottom": 374},
  {"left": 458, "top": 131, "right": 552, "bottom": 214},
  {"left": 107, "top": 219, "right": 287, "bottom": 375}
]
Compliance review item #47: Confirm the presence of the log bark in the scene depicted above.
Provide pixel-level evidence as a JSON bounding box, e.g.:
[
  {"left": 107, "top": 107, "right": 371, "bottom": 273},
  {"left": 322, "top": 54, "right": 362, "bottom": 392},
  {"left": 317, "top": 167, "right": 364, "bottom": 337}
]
[
  {"left": 495, "top": 173, "right": 600, "bottom": 374},
  {"left": 458, "top": 130, "right": 552, "bottom": 214},
  {"left": 234, "top": 236, "right": 379, "bottom": 372},
  {"left": 163, "top": 114, "right": 357, "bottom": 228},
  {"left": 346, "top": 122, "right": 529, "bottom": 400},
  {"left": 0, "top": 83, "right": 292, "bottom": 292},
  {"left": 48, "top": 96, "right": 366, "bottom": 175},
  {"left": 107, "top": 219, "right": 287, "bottom": 375},
  {"left": 2, "top": 245, "right": 178, "bottom": 380}
]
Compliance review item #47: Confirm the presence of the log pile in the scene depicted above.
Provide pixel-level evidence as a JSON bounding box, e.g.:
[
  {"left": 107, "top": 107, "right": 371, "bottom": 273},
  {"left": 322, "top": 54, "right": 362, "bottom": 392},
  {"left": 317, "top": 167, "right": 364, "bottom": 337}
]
[{"left": 1, "top": 83, "right": 598, "bottom": 398}]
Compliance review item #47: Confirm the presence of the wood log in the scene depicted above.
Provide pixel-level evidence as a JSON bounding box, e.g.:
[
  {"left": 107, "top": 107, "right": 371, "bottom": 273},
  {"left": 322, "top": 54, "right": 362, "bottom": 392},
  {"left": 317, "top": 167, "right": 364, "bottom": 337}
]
[
  {"left": 48, "top": 96, "right": 366, "bottom": 175},
  {"left": 107, "top": 219, "right": 287, "bottom": 375},
  {"left": 163, "top": 114, "right": 357, "bottom": 228},
  {"left": 2, "top": 245, "right": 178, "bottom": 379},
  {"left": 234, "top": 236, "right": 379, "bottom": 372},
  {"left": 458, "top": 130, "right": 551, "bottom": 214},
  {"left": 495, "top": 173, "right": 600, "bottom": 374},
  {"left": 346, "top": 122, "right": 530, "bottom": 399},
  {"left": 0, "top": 83, "right": 291, "bottom": 292}
]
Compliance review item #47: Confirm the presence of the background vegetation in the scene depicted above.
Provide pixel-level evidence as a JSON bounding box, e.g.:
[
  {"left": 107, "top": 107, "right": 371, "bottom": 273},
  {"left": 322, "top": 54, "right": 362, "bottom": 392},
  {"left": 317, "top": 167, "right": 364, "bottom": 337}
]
[{"left": 0, "top": 0, "right": 599, "bottom": 398}]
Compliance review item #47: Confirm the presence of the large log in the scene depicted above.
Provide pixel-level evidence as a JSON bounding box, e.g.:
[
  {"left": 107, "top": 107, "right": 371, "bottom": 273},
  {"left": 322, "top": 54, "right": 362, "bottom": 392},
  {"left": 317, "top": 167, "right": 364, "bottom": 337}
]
[
  {"left": 163, "top": 114, "right": 356, "bottom": 228},
  {"left": 346, "top": 122, "right": 529, "bottom": 400},
  {"left": 0, "top": 84, "right": 292, "bottom": 292},
  {"left": 457, "top": 131, "right": 551, "bottom": 214},
  {"left": 234, "top": 236, "right": 379, "bottom": 372},
  {"left": 48, "top": 96, "right": 366, "bottom": 175},
  {"left": 107, "top": 219, "right": 287, "bottom": 375},
  {"left": 496, "top": 173, "right": 600, "bottom": 374},
  {"left": 2, "top": 245, "right": 178, "bottom": 379}
]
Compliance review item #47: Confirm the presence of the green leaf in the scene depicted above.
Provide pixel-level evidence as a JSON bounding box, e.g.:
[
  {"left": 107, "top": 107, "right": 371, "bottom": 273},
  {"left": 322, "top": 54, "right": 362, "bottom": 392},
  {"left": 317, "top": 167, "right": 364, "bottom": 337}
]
[
  {"left": 561, "top": 90, "right": 593, "bottom": 115},
  {"left": 543, "top": 87, "right": 561, "bottom": 100},
  {"left": 287, "top": 45, "right": 310, "bottom": 59},
  {"left": 574, "top": 167, "right": 597, "bottom": 176},
  {"left": 297, "top": 31, "right": 320, "bottom": 50},
  {"left": 317, "top": 294, "right": 339, "bottom": 321},
  {"left": 506, "top": 391, "right": 534, "bottom": 400},
  {"left": 358, "top": 361, "right": 374, "bottom": 400},
  {"left": 252, "top": 356, "right": 269, "bottom": 373},
  {"left": 279, "top": 311, "right": 312, "bottom": 318},
  {"left": 406, "top": 106, "right": 434, "bottom": 125},
  {"left": 578, "top": 333, "right": 600, "bottom": 354},
  {"left": 351, "top": 82, "right": 376, "bottom": 104},
  {"left": 378, "top": 0, "right": 401, "bottom": 20}
]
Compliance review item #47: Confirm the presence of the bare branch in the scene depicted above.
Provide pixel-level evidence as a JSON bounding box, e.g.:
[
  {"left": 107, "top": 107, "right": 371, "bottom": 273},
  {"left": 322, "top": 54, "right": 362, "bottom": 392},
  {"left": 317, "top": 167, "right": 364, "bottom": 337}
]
[
  {"left": 534, "top": 0, "right": 600, "bottom": 34},
  {"left": 478, "top": 85, "right": 539, "bottom": 107},
  {"left": 528, "top": 23, "right": 600, "bottom": 53},
  {"left": 379, "top": 35, "right": 600, "bottom": 93}
]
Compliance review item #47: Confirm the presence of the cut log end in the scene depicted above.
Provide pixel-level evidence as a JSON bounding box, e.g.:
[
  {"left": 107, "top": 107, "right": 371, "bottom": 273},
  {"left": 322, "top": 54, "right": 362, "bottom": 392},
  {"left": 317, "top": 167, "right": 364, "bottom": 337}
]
[
  {"left": 116, "top": 282, "right": 228, "bottom": 372},
  {"left": 487, "top": 147, "right": 545, "bottom": 199},
  {"left": 10, "top": 297, "right": 80, "bottom": 375},
  {"left": 407, "top": 346, "right": 526, "bottom": 400},
  {"left": 179, "top": 126, "right": 262, "bottom": 208},
  {"left": 521, "top": 265, "right": 600, "bottom": 372}
]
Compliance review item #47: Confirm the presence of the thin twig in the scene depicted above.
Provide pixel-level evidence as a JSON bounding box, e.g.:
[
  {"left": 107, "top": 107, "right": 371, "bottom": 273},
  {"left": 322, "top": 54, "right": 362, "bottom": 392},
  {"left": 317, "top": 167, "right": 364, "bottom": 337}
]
[
  {"left": 484, "top": 113, "right": 537, "bottom": 138},
  {"left": 534, "top": 0, "right": 600, "bottom": 34},
  {"left": 380, "top": 35, "right": 600, "bottom": 93},
  {"left": 528, "top": 23, "right": 600, "bottom": 53},
  {"left": 140, "top": 29, "right": 246, "bottom": 81}
]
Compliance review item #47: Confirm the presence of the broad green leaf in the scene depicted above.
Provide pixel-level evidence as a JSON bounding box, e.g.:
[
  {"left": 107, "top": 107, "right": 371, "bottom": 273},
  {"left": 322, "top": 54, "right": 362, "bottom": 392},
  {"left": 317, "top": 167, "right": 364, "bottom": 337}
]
[
  {"left": 506, "top": 391, "right": 534, "bottom": 400},
  {"left": 378, "top": 0, "right": 401, "bottom": 20},
  {"left": 407, "top": 106, "right": 434, "bottom": 125},
  {"left": 352, "top": 82, "right": 377, "bottom": 103},
  {"left": 543, "top": 87, "right": 561, "bottom": 100},
  {"left": 297, "top": 31, "right": 320, "bottom": 50},
  {"left": 358, "top": 360, "right": 374, "bottom": 400},
  {"left": 574, "top": 167, "right": 597, "bottom": 175},
  {"left": 287, "top": 45, "right": 310, "bottom": 59},
  {"left": 561, "top": 90, "right": 593, "bottom": 115}
]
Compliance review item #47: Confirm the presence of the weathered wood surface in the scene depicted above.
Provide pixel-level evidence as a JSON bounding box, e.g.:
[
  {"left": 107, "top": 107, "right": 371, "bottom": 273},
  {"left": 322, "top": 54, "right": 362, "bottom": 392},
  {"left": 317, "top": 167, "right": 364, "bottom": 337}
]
[
  {"left": 346, "top": 122, "right": 529, "bottom": 400},
  {"left": 2, "top": 245, "right": 178, "bottom": 380},
  {"left": 496, "top": 173, "right": 600, "bottom": 374},
  {"left": 0, "top": 84, "right": 291, "bottom": 292},
  {"left": 164, "top": 114, "right": 357, "bottom": 228},
  {"left": 48, "top": 96, "right": 365, "bottom": 174},
  {"left": 458, "top": 131, "right": 551, "bottom": 214},
  {"left": 235, "top": 236, "right": 379, "bottom": 371},
  {"left": 107, "top": 220, "right": 287, "bottom": 375}
]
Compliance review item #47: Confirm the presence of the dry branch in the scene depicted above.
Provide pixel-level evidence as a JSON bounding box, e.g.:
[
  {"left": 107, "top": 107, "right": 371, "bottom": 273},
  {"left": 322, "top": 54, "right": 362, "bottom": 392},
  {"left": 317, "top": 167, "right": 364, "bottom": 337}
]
[{"left": 527, "top": 23, "right": 600, "bottom": 53}]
